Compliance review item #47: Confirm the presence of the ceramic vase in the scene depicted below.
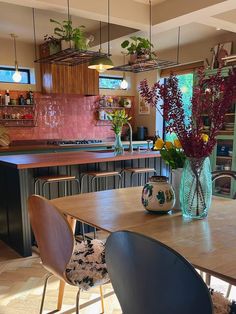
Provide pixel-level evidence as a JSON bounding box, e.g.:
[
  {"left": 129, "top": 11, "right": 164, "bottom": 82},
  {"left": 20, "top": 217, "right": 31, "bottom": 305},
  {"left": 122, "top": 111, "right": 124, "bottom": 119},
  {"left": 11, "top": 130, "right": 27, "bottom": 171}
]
[
  {"left": 171, "top": 168, "right": 183, "bottom": 210},
  {"left": 142, "top": 176, "right": 175, "bottom": 213},
  {"left": 180, "top": 157, "right": 212, "bottom": 219}
]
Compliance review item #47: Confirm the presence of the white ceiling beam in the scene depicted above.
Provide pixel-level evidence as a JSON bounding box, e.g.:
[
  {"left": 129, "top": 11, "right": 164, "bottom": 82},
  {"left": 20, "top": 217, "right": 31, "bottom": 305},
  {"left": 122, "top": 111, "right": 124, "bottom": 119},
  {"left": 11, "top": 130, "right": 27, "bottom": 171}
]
[
  {"left": 198, "top": 17, "right": 236, "bottom": 33},
  {"left": 151, "top": 0, "right": 236, "bottom": 34}
]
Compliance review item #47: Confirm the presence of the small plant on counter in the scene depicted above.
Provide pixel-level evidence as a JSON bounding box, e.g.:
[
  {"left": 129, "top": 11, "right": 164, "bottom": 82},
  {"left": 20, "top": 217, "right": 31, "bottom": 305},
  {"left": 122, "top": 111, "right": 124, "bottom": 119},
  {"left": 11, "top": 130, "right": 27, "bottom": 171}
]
[{"left": 106, "top": 109, "right": 131, "bottom": 134}]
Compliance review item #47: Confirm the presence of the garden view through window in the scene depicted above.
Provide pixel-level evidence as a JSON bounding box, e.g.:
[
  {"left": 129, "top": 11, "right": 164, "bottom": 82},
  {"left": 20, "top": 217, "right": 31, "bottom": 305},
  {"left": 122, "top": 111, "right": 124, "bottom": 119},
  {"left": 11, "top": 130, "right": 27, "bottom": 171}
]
[
  {"left": 165, "top": 73, "right": 193, "bottom": 142},
  {"left": 0, "top": 67, "right": 31, "bottom": 84},
  {"left": 99, "top": 75, "right": 123, "bottom": 90}
]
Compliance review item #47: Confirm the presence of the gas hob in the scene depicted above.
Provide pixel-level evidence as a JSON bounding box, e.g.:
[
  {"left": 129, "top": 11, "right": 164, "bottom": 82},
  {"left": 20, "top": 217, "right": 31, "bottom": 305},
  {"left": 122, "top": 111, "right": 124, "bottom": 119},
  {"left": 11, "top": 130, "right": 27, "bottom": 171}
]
[{"left": 47, "top": 139, "right": 103, "bottom": 146}]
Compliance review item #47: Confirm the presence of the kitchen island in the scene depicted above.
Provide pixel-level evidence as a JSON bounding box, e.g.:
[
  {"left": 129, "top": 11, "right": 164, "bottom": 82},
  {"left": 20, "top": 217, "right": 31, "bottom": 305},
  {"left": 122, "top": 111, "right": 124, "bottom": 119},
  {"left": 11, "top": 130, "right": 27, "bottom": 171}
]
[{"left": 0, "top": 149, "right": 162, "bottom": 257}]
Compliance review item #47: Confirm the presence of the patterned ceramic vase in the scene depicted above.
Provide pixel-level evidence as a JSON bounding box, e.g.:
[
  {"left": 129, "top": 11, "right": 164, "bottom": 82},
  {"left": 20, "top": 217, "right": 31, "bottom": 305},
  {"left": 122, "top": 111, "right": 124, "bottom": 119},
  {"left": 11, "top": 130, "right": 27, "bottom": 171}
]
[{"left": 142, "top": 176, "right": 175, "bottom": 213}]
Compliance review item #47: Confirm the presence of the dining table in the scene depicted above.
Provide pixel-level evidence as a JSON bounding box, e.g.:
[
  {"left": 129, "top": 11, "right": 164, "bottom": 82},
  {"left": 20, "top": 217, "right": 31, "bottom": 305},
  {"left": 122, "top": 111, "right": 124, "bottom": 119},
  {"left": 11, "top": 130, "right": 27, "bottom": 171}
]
[{"left": 51, "top": 186, "right": 236, "bottom": 309}]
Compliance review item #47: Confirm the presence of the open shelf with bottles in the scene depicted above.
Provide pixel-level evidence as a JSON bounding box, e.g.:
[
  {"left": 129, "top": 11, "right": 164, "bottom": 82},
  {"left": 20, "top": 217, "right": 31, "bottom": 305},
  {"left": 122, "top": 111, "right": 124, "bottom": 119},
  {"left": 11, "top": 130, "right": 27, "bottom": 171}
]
[{"left": 0, "top": 104, "right": 37, "bottom": 127}]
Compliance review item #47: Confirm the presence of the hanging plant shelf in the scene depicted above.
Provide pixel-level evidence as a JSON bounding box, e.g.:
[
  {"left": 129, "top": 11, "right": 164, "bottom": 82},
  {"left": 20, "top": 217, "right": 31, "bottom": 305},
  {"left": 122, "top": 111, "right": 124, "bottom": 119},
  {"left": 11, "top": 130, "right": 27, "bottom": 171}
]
[
  {"left": 35, "top": 48, "right": 109, "bottom": 66},
  {"left": 109, "top": 59, "right": 177, "bottom": 73}
]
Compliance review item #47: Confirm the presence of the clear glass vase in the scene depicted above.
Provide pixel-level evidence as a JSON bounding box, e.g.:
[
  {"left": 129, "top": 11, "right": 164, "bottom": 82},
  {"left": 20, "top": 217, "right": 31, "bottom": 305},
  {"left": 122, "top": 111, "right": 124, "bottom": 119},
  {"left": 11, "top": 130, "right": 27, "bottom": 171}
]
[
  {"left": 114, "top": 132, "right": 124, "bottom": 156},
  {"left": 180, "top": 157, "right": 212, "bottom": 219}
]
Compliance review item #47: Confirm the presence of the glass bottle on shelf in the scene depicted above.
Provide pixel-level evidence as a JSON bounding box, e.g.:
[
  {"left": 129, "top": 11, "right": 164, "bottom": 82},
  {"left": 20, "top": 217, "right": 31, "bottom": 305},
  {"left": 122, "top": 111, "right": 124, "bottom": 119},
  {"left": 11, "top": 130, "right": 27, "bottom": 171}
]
[
  {"left": 19, "top": 95, "right": 25, "bottom": 106},
  {"left": 4, "top": 90, "right": 10, "bottom": 106}
]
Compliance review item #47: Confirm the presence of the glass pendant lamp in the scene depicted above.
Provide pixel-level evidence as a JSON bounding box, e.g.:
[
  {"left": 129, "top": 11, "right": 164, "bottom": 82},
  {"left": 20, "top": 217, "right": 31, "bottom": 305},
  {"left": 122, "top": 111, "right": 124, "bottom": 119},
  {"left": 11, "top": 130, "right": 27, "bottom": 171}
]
[
  {"left": 88, "top": 0, "right": 114, "bottom": 73},
  {"left": 11, "top": 34, "right": 22, "bottom": 83}
]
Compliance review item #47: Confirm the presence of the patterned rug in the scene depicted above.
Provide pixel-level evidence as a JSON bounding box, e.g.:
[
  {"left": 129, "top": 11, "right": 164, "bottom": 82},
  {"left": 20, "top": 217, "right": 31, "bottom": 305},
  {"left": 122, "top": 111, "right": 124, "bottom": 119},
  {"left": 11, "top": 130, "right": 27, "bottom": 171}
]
[{"left": 0, "top": 256, "right": 121, "bottom": 314}]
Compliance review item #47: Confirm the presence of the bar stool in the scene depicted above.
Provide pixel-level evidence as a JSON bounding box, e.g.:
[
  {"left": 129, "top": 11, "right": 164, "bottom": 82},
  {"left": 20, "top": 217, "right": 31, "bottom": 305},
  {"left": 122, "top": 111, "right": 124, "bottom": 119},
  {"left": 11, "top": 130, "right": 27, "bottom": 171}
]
[
  {"left": 80, "top": 170, "right": 122, "bottom": 193},
  {"left": 121, "top": 167, "right": 157, "bottom": 186},
  {"left": 34, "top": 174, "right": 80, "bottom": 197}
]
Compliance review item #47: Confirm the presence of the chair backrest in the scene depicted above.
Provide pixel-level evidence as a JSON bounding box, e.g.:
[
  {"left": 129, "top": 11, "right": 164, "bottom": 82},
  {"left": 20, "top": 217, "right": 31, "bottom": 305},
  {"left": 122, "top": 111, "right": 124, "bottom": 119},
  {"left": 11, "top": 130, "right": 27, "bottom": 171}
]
[
  {"left": 212, "top": 170, "right": 236, "bottom": 199},
  {"left": 28, "top": 195, "right": 74, "bottom": 281},
  {"left": 105, "top": 231, "right": 213, "bottom": 314}
]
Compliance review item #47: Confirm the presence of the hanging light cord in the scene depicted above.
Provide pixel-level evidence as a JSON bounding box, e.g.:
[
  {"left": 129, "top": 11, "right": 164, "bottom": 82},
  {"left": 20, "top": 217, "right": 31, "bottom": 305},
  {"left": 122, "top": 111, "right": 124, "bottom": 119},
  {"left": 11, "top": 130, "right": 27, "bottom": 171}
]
[
  {"left": 12, "top": 35, "right": 18, "bottom": 70},
  {"left": 108, "top": 0, "right": 111, "bottom": 56},
  {"left": 32, "top": 8, "right": 37, "bottom": 60},
  {"left": 149, "top": 0, "right": 152, "bottom": 46},
  {"left": 177, "top": 26, "right": 180, "bottom": 64},
  {"left": 99, "top": 21, "right": 102, "bottom": 52},
  {"left": 67, "top": 0, "right": 70, "bottom": 22}
]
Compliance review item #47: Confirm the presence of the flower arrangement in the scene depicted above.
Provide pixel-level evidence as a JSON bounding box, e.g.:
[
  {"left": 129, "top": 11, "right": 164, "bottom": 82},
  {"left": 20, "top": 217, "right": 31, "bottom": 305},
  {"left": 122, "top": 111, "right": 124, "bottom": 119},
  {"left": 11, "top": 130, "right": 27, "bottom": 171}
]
[
  {"left": 106, "top": 109, "right": 131, "bottom": 134},
  {"left": 154, "top": 138, "right": 186, "bottom": 169},
  {"left": 139, "top": 68, "right": 236, "bottom": 158}
]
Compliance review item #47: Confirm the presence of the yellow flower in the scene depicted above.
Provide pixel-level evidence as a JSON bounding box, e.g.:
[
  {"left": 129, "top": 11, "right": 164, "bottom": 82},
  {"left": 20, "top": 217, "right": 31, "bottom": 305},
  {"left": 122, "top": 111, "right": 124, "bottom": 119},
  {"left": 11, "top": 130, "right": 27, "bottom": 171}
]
[
  {"left": 174, "top": 139, "right": 182, "bottom": 149},
  {"left": 165, "top": 141, "right": 173, "bottom": 150},
  {"left": 154, "top": 138, "right": 164, "bottom": 150},
  {"left": 201, "top": 133, "right": 209, "bottom": 143}
]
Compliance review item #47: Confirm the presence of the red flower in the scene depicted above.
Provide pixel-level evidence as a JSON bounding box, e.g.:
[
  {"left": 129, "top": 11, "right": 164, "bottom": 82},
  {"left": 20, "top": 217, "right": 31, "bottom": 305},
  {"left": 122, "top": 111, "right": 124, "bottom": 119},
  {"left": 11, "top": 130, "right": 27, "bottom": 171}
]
[{"left": 138, "top": 68, "right": 236, "bottom": 158}]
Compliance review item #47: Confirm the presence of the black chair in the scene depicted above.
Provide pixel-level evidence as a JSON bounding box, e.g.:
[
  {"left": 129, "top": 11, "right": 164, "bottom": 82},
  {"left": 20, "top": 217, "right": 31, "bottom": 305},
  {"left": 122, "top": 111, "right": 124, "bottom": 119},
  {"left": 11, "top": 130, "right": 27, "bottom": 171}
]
[{"left": 105, "top": 231, "right": 213, "bottom": 314}]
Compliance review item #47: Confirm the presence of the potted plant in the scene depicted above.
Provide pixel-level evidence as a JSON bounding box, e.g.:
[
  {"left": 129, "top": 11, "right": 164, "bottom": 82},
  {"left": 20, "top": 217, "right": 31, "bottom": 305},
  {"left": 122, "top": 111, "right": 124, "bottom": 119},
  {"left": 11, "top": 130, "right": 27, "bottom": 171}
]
[
  {"left": 49, "top": 19, "right": 88, "bottom": 50},
  {"left": 121, "top": 36, "right": 156, "bottom": 64},
  {"left": 43, "top": 34, "right": 61, "bottom": 56}
]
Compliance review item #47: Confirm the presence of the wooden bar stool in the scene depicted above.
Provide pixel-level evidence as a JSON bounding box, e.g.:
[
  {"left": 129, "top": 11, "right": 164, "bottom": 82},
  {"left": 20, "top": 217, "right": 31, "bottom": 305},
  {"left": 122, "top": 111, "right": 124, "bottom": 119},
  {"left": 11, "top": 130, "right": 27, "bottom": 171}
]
[
  {"left": 80, "top": 170, "right": 122, "bottom": 193},
  {"left": 121, "top": 167, "right": 157, "bottom": 186},
  {"left": 34, "top": 175, "right": 80, "bottom": 197}
]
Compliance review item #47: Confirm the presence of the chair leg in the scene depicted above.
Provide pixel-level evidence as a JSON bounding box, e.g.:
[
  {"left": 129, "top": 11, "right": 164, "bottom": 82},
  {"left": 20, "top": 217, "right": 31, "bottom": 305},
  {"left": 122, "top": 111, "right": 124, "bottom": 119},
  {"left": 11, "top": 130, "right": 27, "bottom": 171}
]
[
  {"left": 205, "top": 273, "right": 211, "bottom": 286},
  {"left": 76, "top": 288, "right": 81, "bottom": 314},
  {"left": 57, "top": 279, "right": 66, "bottom": 311},
  {"left": 226, "top": 284, "right": 232, "bottom": 298},
  {"left": 100, "top": 285, "right": 105, "bottom": 314},
  {"left": 40, "top": 273, "right": 53, "bottom": 314}
]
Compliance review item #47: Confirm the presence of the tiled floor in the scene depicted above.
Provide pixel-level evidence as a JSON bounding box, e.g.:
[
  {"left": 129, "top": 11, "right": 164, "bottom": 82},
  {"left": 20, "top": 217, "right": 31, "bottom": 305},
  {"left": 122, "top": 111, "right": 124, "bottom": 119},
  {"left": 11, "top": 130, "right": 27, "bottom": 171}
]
[{"left": 0, "top": 241, "right": 235, "bottom": 314}]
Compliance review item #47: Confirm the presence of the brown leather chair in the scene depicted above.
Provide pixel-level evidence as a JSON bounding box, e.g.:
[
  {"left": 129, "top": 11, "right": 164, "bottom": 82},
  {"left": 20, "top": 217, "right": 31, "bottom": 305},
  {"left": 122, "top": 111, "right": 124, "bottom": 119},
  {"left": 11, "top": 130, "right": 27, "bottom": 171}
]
[{"left": 28, "top": 195, "right": 109, "bottom": 314}]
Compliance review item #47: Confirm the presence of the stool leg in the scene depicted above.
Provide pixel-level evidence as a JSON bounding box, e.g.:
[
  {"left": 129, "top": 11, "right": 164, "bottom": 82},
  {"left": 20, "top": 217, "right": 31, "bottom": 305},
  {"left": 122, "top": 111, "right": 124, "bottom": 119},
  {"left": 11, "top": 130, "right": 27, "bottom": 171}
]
[
  {"left": 80, "top": 174, "right": 86, "bottom": 193},
  {"left": 34, "top": 179, "right": 39, "bottom": 194},
  {"left": 131, "top": 172, "right": 135, "bottom": 187},
  {"left": 75, "top": 179, "right": 80, "bottom": 194},
  {"left": 118, "top": 174, "right": 122, "bottom": 188},
  {"left": 42, "top": 182, "right": 48, "bottom": 197},
  {"left": 91, "top": 177, "right": 96, "bottom": 192},
  {"left": 64, "top": 181, "right": 67, "bottom": 196}
]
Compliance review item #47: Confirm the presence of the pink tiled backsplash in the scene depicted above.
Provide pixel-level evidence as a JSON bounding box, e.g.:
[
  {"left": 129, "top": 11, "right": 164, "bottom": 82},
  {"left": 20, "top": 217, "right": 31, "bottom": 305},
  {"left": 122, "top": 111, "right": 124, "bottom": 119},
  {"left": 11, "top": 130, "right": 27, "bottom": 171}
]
[{"left": 0, "top": 91, "right": 135, "bottom": 141}]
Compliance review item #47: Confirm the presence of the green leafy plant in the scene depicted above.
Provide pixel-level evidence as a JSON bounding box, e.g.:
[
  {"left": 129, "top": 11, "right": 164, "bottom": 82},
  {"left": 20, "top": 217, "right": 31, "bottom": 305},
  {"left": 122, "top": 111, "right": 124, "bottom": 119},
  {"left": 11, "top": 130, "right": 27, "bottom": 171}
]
[
  {"left": 49, "top": 19, "right": 88, "bottom": 49},
  {"left": 107, "top": 109, "right": 131, "bottom": 134},
  {"left": 154, "top": 138, "right": 186, "bottom": 169},
  {"left": 121, "top": 36, "right": 155, "bottom": 58}
]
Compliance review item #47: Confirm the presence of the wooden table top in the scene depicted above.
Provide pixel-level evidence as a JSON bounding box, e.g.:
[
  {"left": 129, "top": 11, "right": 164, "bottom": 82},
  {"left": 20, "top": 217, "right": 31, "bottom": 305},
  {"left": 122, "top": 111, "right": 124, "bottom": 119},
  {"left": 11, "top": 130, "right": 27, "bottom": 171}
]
[
  {"left": 51, "top": 187, "right": 236, "bottom": 285},
  {"left": 0, "top": 150, "right": 160, "bottom": 169}
]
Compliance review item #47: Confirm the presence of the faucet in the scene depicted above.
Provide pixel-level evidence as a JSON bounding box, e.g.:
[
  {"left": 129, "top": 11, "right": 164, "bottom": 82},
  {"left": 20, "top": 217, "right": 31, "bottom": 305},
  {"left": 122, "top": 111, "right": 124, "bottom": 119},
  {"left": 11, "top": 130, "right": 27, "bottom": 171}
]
[{"left": 126, "top": 122, "right": 133, "bottom": 153}]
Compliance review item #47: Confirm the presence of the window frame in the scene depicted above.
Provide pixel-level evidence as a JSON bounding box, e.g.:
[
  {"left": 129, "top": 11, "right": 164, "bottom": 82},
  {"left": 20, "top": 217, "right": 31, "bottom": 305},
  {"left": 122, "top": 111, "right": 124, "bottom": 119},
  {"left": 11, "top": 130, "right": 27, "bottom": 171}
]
[
  {"left": 99, "top": 75, "right": 124, "bottom": 90},
  {"left": 0, "top": 66, "right": 31, "bottom": 84}
]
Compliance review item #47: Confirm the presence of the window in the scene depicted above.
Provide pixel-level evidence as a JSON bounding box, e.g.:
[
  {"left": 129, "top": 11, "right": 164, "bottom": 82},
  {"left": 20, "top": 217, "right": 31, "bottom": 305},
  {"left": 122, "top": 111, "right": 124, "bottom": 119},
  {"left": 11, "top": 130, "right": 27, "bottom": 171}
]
[
  {"left": 99, "top": 75, "right": 123, "bottom": 90},
  {"left": 0, "top": 67, "right": 31, "bottom": 84},
  {"left": 165, "top": 73, "right": 193, "bottom": 142}
]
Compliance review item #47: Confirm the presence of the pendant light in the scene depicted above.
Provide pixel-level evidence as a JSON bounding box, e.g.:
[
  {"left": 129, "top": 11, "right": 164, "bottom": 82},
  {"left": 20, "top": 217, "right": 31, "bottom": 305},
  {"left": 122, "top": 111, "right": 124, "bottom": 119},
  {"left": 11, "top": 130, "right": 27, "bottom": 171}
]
[
  {"left": 120, "top": 55, "right": 128, "bottom": 89},
  {"left": 88, "top": 0, "right": 114, "bottom": 73},
  {"left": 11, "top": 34, "right": 22, "bottom": 83}
]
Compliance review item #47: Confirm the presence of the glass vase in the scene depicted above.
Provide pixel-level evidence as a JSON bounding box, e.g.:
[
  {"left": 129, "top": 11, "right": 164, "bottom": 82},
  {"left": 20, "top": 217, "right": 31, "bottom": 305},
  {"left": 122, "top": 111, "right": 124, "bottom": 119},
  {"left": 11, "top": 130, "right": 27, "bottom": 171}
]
[
  {"left": 114, "top": 132, "right": 124, "bottom": 156},
  {"left": 180, "top": 157, "right": 212, "bottom": 219}
]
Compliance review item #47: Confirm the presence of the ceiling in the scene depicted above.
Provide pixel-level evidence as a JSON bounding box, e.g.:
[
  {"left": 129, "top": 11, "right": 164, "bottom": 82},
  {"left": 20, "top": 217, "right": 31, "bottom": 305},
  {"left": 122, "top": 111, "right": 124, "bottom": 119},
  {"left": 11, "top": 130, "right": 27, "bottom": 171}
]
[{"left": 0, "top": 0, "right": 236, "bottom": 56}]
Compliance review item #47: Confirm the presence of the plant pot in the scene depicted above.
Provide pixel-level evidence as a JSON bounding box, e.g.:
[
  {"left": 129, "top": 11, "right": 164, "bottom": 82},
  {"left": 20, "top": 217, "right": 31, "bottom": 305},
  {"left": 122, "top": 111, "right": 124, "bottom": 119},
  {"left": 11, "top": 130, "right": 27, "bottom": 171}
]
[
  {"left": 142, "top": 176, "right": 175, "bottom": 213},
  {"left": 129, "top": 53, "right": 137, "bottom": 65},
  {"left": 61, "top": 40, "right": 75, "bottom": 50}
]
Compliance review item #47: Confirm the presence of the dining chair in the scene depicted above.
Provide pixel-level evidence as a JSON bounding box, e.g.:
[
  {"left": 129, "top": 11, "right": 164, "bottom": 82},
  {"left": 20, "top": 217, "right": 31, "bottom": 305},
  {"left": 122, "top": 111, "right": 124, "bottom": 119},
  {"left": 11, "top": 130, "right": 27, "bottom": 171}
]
[
  {"left": 105, "top": 230, "right": 213, "bottom": 314},
  {"left": 206, "top": 170, "right": 236, "bottom": 298},
  {"left": 28, "top": 194, "right": 109, "bottom": 314}
]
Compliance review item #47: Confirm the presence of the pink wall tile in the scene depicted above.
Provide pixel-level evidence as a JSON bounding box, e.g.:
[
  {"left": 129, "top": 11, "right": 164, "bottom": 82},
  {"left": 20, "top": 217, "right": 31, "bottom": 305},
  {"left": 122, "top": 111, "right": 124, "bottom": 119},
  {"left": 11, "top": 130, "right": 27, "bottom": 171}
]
[{"left": 0, "top": 91, "right": 135, "bottom": 141}]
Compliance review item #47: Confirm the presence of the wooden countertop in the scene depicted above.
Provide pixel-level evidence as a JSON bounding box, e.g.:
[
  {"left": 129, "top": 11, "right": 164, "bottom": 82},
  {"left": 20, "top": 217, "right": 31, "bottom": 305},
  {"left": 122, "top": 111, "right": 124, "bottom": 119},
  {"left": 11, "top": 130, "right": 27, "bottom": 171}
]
[{"left": 0, "top": 150, "right": 160, "bottom": 169}]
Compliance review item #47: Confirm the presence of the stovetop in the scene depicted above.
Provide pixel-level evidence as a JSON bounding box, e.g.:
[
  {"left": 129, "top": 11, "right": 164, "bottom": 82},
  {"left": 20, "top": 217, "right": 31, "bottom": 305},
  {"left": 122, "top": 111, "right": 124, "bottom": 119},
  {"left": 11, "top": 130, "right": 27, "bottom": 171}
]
[{"left": 47, "top": 139, "right": 103, "bottom": 146}]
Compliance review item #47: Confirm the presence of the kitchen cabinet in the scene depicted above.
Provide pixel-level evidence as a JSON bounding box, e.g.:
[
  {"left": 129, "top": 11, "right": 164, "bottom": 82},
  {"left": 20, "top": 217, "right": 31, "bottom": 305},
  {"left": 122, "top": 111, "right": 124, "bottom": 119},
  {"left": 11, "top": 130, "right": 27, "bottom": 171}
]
[
  {"left": 40, "top": 62, "right": 99, "bottom": 95},
  {"left": 0, "top": 104, "right": 36, "bottom": 127}
]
